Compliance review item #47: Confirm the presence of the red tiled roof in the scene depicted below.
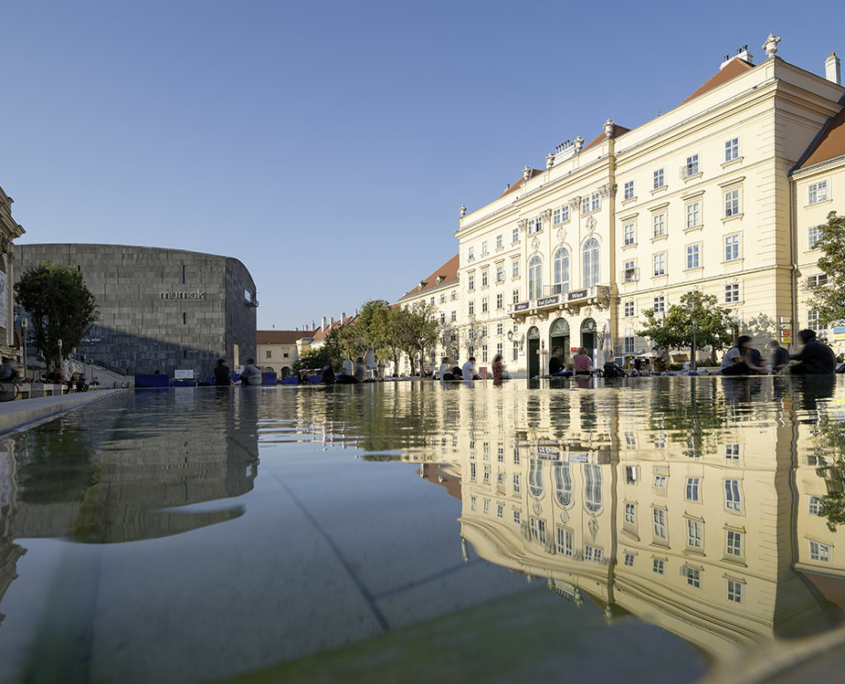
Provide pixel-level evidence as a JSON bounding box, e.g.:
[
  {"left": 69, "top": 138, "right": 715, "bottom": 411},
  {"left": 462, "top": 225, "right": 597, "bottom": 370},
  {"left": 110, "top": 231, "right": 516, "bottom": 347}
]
[
  {"left": 582, "top": 124, "right": 631, "bottom": 152},
  {"left": 680, "top": 57, "right": 754, "bottom": 105},
  {"left": 497, "top": 169, "right": 544, "bottom": 199},
  {"left": 256, "top": 330, "right": 311, "bottom": 345},
  {"left": 311, "top": 316, "right": 357, "bottom": 341},
  {"left": 797, "top": 106, "right": 845, "bottom": 169},
  {"left": 398, "top": 254, "right": 460, "bottom": 301}
]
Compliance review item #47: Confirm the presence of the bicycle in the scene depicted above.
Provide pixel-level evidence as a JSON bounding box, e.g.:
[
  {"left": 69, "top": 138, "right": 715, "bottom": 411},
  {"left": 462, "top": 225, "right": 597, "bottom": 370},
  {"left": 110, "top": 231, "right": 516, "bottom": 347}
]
[{"left": 0, "top": 379, "right": 20, "bottom": 402}]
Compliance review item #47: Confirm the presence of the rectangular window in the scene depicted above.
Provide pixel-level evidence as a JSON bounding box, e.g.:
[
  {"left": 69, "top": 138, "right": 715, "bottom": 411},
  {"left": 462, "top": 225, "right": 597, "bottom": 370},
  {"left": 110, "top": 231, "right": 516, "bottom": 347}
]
[
  {"left": 481, "top": 297, "right": 488, "bottom": 313},
  {"left": 468, "top": 274, "right": 475, "bottom": 291},
  {"left": 809, "top": 225, "right": 823, "bottom": 250},
  {"left": 653, "top": 558, "right": 665, "bottom": 574},
  {"left": 483, "top": 499, "right": 489, "bottom": 515},
  {"left": 591, "top": 193, "right": 600, "bottom": 211},
  {"left": 624, "top": 553, "right": 635, "bottom": 567},
  {"left": 496, "top": 322, "right": 503, "bottom": 335},
  {"left": 653, "top": 168, "right": 665, "bottom": 189},
  {"left": 553, "top": 208, "right": 561, "bottom": 224},
  {"left": 810, "top": 540, "right": 832, "bottom": 562},
  {"left": 513, "top": 341, "right": 519, "bottom": 361},
  {"left": 497, "top": 503, "right": 504, "bottom": 518},
  {"left": 653, "top": 296, "right": 665, "bottom": 314},
  {"left": 528, "top": 219, "right": 538, "bottom": 234},
  {"left": 512, "top": 227, "right": 519, "bottom": 243},
  {"left": 725, "top": 444, "right": 741, "bottom": 460},
  {"left": 809, "top": 496, "right": 824, "bottom": 516},
  {"left": 440, "top": 313, "right": 445, "bottom": 325},
  {"left": 182, "top": 264, "right": 187, "bottom": 284},
  {"left": 468, "top": 246, "right": 474, "bottom": 260},
  {"left": 685, "top": 567, "right": 701, "bottom": 588},
  {"left": 624, "top": 336, "right": 635, "bottom": 354},
  {"left": 725, "top": 479, "right": 742, "bottom": 512},
  {"left": 624, "top": 502, "right": 636, "bottom": 524},
  {"left": 624, "top": 180, "right": 635, "bottom": 200},
  {"left": 686, "top": 202, "right": 700, "bottom": 229},
  {"left": 724, "top": 189, "right": 740, "bottom": 217},
  {"left": 585, "top": 545, "right": 603, "bottom": 562},
  {"left": 496, "top": 265, "right": 504, "bottom": 283},
  {"left": 481, "top": 240, "right": 488, "bottom": 255},
  {"left": 496, "top": 234, "right": 503, "bottom": 250},
  {"left": 530, "top": 518, "right": 547, "bottom": 544},
  {"left": 653, "top": 214, "right": 666, "bottom": 238},
  {"left": 653, "top": 508, "right": 667, "bottom": 540},
  {"left": 623, "top": 260, "right": 636, "bottom": 283},
  {"left": 440, "top": 293, "right": 445, "bottom": 304},
  {"left": 513, "top": 474, "right": 520, "bottom": 493},
  {"left": 684, "top": 154, "right": 699, "bottom": 177},
  {"left": 482, "top": 271, "right": 488, "bottom": 287},
  {"left": 725, "top": 234, "right": 740, "bottom": 261},
  {"left": 561, "top": 205, "right": 570, "bottom": 222},
  {"left": 483, "top": 468, "right": 490, "bottom": 483},
  {"left": 581, "top": 196, "right": 590, "bottom": 214},
  {"left": 182, "top": 312, "right": 187, "bottom": 325},
  {"left": 807, "top": 274, "right": 828, "bottom": 289},
  {"left": 512, "top": 260, "right": 519, "bottom": 278},
  {"left": 685, "top": 477, "right": 700, "bottom": 502},
  {"left": 514, "top": 510, "right": 521, "bottom": 524},
  {"left": 808, "top": 309, "right": 825, "bottom": 332},
  {"left": 624, "top": 301, "right": 635, "bottom": 318},
  {"left": 727, "top": 579, "right": 743, "bottom": 603},
  {"left": 265, "top": 350, "right": 272, "bottom": 359},
  {"left": 512, "top": 289, "right": 519, "bottom": 305},
  {"left": 496, "top": 341, "right": 503, "bottom": 356},
  {"left": 653, "top": 252, "right": 666, "bottom": 276},
  {"left": 482, "top": 345, "right": 488, "bottom": 362},
  {"left": 726, "top": 530, "right": 743, "bottom": 557},
  {"left": 451, "top": 310, "right": 457, "bottom": 322},
  {"left": 686, "top": 244, "right": 700, "bottom": 269},
  {"left": 471, "top": 496, "right": 476, "bottom": 511},
  {"left": 725, "top": 283, "right": 740, "bottom": 303},
  {"left": 468, "top": 301, "right": 474, "bottom": 316},
  {"left": 725, "top": 138, "right": 739, "bottom": 162},
  {"left": 654, "top": 474, "right": 667, "bottom": 488},
  {"left": 624, "top": 223, "right": 635, "bottom": 246},
  {"left": 808, "top": 181, "right": 829, "bottom": 205},
  {"left": 686, "top": 519, "right": 703, "bottom": 548},
  {"left": 557, "top": 527, "right": 574, "bottom": 556}
]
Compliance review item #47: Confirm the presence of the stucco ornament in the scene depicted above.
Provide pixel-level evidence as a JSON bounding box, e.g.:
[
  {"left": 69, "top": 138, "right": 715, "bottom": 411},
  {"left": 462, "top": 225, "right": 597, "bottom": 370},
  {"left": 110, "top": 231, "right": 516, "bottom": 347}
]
[
  {"left": 522, "top": 165, "right": 531, "bottom": 182},
  {"left": 763, "top": 33, "right": 780, "bottom": 57},
  {"left": 586, "top": 216, "right": 597, "bottom": 233},
  {"left": 569, "top": 196, "right": 581, "bottom": 210},
  {"left": 533, "top": 501, "right": 543, "bottom": 516},
  {"left": 531, "top": 237, "right": 540, "bottom": 252},
  {"left": 517, "top": 219, "right": 527, "bottom": 231},
  {"left": 556, "top": 227, "right": 566, "bottom": 243},
  {"left": 588, "top": 516, "right": 599, "bottom": 541},
  {"left": 546, "top": 152, "right": 554, "bottom": 169},
  {"left": 559, "top": 509, "right": 570, "bottom": 525},
  {"left": 459, "top": 205, "right": 466, "bottom": 218}
]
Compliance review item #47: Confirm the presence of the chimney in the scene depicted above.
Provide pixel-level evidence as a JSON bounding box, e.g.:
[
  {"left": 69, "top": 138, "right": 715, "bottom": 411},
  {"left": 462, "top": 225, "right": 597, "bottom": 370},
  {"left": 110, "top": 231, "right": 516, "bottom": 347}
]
[
  {"left": 826, "top": 52, "right": 841, "bottom": 85},
  {"left": 330, "top": 316, "right": 334, "bottom": 328},
  {"left": 321, "top": 316, "right": 326, "bottom": 330},
  {"left": 341, "top": 312, "right": 346, "bottom": 324}
]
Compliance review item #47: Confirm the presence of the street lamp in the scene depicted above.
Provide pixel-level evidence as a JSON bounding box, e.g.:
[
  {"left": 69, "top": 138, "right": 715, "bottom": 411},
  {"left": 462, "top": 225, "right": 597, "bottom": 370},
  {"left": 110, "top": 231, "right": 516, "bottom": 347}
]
[
  {"left": 20, "top": 318, "right": 27, "bottom": 381},
  {"left": 58, "top": 338, "right": 63, "bottom": 380}
]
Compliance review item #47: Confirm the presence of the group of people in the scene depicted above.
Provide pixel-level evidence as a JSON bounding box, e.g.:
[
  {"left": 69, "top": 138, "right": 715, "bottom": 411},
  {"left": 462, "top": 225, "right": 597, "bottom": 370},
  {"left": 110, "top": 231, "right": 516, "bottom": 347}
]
[
  {"left": 435, "top": 356, "right": 510, "bottom": 384},
  {"left": 721, "top": 330, "right": 837, "bottom": 375},
  {"left": 548, "top": 347, "right": 594, "bottom": 377}
]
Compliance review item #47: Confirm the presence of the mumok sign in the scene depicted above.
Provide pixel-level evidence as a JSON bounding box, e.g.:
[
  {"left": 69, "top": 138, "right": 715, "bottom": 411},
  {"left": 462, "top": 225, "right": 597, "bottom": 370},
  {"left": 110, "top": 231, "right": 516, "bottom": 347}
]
[{"left": 160, "top": 290, "right": 207, "bottom": 300}]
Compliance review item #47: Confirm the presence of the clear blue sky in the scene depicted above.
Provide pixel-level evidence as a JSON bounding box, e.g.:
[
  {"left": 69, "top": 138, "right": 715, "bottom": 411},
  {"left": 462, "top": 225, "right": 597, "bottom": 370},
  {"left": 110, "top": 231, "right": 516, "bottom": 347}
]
[{"left": 0, "top": 1, "right": 840, "bottom": 330}]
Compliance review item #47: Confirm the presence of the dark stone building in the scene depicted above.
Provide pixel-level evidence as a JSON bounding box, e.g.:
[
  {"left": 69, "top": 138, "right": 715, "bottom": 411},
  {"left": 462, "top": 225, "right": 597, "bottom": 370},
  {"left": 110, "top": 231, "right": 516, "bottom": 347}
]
[{"left": 16, "top": 244, "right": 257, "bottom": 378}]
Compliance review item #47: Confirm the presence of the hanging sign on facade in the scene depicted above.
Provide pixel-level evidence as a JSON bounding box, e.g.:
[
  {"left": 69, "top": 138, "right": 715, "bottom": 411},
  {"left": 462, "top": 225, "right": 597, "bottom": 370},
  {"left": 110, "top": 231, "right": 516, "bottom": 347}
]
[{"left": 567, "top": 289, "right": 588, "bottom": 301}]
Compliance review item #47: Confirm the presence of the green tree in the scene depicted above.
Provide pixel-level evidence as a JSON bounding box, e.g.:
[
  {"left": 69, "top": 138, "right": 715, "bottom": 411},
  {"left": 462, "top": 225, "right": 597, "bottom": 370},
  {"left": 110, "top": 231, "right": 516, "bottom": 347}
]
[
  {"left": 810, "top": 211, "right": 845, "bottom": 326},
  {"left": 395, "top": 302, "right": 440, "bottom": 376},
  {"left": 15, "top": 262, "right": 98, "bottom": 371},
  {"left": 637, "top": 291, "right": 733, "bottom": 357},
  {"left": 372, "top": 305, "right": 404, "bottom": 376}
]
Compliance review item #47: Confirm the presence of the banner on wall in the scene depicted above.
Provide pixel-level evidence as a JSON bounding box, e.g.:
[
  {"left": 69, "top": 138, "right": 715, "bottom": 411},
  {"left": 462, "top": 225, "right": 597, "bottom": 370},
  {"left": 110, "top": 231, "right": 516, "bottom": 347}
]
[{"left": 0, "top": 271, "right": 7, "bottom": 330}]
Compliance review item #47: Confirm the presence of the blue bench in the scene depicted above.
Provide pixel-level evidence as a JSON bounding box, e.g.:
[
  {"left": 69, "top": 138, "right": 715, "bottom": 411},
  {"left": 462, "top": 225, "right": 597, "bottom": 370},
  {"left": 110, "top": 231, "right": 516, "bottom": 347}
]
[
  {"left": 135, "top": 374, "right": 169, "bottom": 388},
  {"left": 261, "top": 372, "right": 278, "bottom": 386},
  {"left": 283, "top": 376, "right": 299, "bottom": 385}
]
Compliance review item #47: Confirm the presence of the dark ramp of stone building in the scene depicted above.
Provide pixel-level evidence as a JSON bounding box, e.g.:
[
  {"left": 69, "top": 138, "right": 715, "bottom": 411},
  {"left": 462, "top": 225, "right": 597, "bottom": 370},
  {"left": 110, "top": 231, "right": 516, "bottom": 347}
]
[{"left": 15, "top": 244, "right": 257, "bottom": 379}]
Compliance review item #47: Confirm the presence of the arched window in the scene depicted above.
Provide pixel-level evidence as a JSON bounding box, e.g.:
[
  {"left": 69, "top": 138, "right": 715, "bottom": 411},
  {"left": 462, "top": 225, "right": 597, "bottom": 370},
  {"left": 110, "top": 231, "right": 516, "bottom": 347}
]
[
  {"left": 554, "top": 463, "right": 572, "bottom": 507},
  {"left": 582, "top": 238, "right": 600, "bottom": 287},
  {"left": 584, "top": 463, "right": 603, "bottom": 513},
  {"left": 528, "top": 256, "right": 543, "bottom": 300},
  {"left": 529, "top": 459, "right": 544, "bottom": 498},
  {"left": 553, "top": 247, "right": 570, "bottom": 294}
]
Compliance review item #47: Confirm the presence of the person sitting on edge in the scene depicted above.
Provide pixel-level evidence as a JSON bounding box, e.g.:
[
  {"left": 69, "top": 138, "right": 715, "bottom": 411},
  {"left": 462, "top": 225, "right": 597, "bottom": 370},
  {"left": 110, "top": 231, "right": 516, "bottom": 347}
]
[
  {"left": 437, "top": 357, "right": 451, "bottom": 381},
  {"left": 492, "top": 353, "right": 504, "bottom": 386},
  {"left": 768, "top": 340, "right": 789, "bottom": 373},
  {"left": 721, "top": 336, "right": 767, "bottom": 375},
  {"left": 240, "top": 358, "right": 262, "bottom": 386},
  {"left": 573, "top": 348, "right": 593, "bottom": 376},
  {"left": 214, "top": 358, "right": 231, "bottom": 386},
  {"left": 790, "top": 329, "right": 836, "bottom": 375},
  {"left": 462, "top": 357, "right": 477, "bottom": 381},
  {"left": 548, "top": 346, "right": 564, "bottom": 376},
  {"left": 0, "top": 358, "right": 18, "bottom": 382},
  {"left": 353, "top": 357, "right": 367, "bottom": 383},
  {"left": 320, "top": 360, "right": 336, "bottom": 384}
]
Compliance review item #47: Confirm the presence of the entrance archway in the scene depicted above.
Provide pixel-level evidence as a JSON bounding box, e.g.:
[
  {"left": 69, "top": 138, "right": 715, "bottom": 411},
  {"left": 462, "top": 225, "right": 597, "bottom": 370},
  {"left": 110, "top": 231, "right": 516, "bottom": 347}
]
[
  {"left": 528, "top": 326, "right": 540, "bottom": 379},
  {"left": 581, "top": 318, "right": 597, "bottom": 359},
  {"left": 550, "top": 318, "right": 570, "bottom": 365}
]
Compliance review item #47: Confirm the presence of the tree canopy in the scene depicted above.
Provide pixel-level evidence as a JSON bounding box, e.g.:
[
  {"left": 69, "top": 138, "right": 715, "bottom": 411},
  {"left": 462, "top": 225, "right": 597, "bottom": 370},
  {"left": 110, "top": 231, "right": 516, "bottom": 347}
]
[
  {"left": 637, "top": 291, "right": 733, "bottom": 354},
  {"left": 809, "top": 211, "right": 845, "bottom": 326},
  {"left": 15, "top": 262, "right": 99, "bottom": 370}
]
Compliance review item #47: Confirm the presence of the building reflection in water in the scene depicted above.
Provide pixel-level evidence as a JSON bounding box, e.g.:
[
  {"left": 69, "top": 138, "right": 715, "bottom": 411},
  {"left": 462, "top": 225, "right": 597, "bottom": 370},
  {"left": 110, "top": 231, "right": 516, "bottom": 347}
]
[
  {"left": 0, "top": 389, "right": 259, "bottom": 624},
  {"left": 409, "top": 376, "right": 845, "bottom": 680}
]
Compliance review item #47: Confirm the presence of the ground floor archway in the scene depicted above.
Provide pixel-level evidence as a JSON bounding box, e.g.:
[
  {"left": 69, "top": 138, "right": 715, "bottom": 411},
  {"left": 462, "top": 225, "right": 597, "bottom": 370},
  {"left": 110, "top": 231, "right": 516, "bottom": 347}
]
[
  {"left": 550, "top": 318, "right": 571, "bottom": 365},
  {"left": 581, "top": 318, "right": 597, "bottom": 359},
  {"left": 528, "top": 326, "right": 541, "bottom": 378}
]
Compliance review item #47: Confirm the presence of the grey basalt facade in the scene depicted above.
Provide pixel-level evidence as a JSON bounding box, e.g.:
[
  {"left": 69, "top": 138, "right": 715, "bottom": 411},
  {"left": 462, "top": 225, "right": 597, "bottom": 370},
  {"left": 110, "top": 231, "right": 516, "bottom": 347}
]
[{"left": 15, "top": 244, "right": 257, "bottom": 378}]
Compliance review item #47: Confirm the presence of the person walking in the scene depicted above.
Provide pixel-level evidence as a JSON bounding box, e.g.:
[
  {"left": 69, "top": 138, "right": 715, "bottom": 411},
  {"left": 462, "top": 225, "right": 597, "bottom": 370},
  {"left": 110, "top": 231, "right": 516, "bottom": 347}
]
[
  {"left": 214, "top": 359, "right": 231, "bottom": 386},
  {"left": 790, "top": 329, "right": 836, "bottom": 375}
]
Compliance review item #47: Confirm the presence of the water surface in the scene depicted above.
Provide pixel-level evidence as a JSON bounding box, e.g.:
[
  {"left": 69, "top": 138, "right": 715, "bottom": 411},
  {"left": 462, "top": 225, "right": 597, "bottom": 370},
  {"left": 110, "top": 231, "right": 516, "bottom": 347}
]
[{"left": 1, "top": 377, "right": 844, "bottom": 683}]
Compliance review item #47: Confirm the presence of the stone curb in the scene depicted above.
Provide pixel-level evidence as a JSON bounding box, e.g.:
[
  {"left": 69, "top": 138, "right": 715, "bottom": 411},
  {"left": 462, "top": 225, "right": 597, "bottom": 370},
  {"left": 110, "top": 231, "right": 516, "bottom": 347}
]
[{"left": 0, "top": 389, "right": 125, "bottom": 436}]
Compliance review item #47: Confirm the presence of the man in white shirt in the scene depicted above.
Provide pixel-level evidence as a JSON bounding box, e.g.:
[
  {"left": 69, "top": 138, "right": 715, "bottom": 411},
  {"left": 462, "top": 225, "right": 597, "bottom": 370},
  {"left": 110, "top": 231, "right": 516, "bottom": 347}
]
[{"left": 462, "top": 357, "right": 476, "bottom": 381}]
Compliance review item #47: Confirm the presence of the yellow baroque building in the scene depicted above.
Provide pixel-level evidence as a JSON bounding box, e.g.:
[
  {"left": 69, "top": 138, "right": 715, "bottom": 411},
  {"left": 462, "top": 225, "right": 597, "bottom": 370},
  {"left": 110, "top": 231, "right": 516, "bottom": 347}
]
[{"left": 433, "top": 38, "right": 845, "bottom": 378}]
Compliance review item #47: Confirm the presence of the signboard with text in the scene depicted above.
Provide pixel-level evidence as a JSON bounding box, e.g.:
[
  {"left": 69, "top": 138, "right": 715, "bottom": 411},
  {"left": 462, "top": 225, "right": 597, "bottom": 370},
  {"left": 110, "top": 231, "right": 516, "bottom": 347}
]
[
  {"left": 567, "top": 289, "right": 588, "bottom": 301},
  {"left": 514, "top": 302, "right": 530, "bottom": 312},
  {"left": 536, "top": 296, "right": 559, "bottom": 307}
]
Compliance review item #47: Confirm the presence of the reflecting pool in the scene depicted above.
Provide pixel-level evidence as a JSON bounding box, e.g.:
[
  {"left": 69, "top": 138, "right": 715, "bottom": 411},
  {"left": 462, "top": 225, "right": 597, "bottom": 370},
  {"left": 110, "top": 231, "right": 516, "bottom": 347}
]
[{"left": 2, "top": 377, "right": 845, "bottom": 683}]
